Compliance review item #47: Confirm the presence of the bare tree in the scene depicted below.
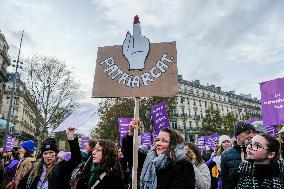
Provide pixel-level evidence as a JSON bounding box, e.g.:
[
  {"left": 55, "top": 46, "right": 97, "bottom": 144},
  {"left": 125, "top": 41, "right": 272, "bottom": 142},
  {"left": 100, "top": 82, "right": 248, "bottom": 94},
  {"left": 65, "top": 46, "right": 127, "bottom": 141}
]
[{"left": 21, "top": 54, "right": 80, "bottom": 142}]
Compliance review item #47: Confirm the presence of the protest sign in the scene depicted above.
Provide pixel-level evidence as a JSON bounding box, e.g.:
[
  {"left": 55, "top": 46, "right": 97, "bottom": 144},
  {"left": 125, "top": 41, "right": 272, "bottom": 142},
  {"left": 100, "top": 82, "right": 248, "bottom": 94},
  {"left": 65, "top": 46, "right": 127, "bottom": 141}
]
[
  {"left": 260, "top": 77, "right": 284, "bottom": 126},
  {"left": 151, "top": 101, "right": 170, "bottom": 132},
  {"left": 5, "top": 135, "right": 16, "bottom": 152},
  {"left": 141, "top": 132, "right": 152, "bottom": 147},
  {"left": 118, "top": 118, "right": 132, "bottom": 145}
]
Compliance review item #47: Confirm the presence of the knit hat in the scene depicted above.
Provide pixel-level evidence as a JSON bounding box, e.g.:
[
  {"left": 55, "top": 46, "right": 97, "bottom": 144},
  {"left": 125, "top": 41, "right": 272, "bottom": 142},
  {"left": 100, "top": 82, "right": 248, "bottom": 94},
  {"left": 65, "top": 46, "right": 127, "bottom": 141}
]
[
  {"left": 234, "top": 120, "right": 255, "bottom": 137},
  {"left": 20, "top": 140, "right": 35, "bottom": 153},
  {"left": 41, "top": 138, "right": 58, "bottom": 154},
  {"left": 218, "top": 135, "right": 231, "bottom": 146},
  {"left": 57, "top": 151, "right": 71, "bottom": 161}
]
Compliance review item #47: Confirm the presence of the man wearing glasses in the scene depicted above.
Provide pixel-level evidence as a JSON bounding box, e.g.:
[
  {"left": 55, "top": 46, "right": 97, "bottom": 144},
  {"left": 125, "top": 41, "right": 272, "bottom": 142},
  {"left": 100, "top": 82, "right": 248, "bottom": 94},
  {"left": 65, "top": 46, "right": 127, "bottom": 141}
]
[{"left": 220, "top": 120, "right": 255, "bottom": 189}]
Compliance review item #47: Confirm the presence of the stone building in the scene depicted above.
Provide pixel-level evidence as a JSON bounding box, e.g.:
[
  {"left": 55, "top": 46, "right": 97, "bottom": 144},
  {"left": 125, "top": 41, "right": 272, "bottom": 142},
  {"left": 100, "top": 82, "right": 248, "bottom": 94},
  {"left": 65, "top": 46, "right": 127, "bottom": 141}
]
[{"left": 172, "top": 75, "right": 261, "bottom": 141}]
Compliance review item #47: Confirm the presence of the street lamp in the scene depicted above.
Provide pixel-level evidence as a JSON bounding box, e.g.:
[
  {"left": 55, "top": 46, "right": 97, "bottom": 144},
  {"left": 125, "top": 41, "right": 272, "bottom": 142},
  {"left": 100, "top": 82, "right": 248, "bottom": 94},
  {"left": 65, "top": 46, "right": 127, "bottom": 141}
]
[
  {"left": 180, "top": 97, "right": 188, "bottom": 142},
  {"left": 4, "top": 30, "right": 24, "bottom": 147}
]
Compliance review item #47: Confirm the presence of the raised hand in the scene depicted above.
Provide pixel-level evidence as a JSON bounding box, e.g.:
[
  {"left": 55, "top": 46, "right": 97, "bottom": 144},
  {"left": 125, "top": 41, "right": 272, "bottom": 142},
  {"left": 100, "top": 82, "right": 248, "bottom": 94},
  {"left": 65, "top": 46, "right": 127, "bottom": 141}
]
[
  {"left": 123, "top": 15, "right": 150, "bottom": 71},
  {"left": 66, "top": 127, "right": 75, "bottom": 140}
]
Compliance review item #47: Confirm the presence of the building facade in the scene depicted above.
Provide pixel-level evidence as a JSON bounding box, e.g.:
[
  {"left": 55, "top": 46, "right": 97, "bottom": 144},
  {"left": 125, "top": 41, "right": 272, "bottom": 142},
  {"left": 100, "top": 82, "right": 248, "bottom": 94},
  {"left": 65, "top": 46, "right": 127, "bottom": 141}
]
[
  {"left": 171, "top": 75, "right": 261, "bottom": 141},
  {"left": 0, "top": 73, "right": 43, "bottom": 144},
  {"left": 0, "top": 31, "right": 10, "bottom": 83}
]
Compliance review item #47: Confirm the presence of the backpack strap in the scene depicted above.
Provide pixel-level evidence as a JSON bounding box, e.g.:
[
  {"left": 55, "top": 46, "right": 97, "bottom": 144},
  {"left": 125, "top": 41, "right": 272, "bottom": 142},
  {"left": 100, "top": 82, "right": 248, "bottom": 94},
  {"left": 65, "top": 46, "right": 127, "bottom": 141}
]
[{"left": 91, "top": 172, "right": 106, "bottom": 189}]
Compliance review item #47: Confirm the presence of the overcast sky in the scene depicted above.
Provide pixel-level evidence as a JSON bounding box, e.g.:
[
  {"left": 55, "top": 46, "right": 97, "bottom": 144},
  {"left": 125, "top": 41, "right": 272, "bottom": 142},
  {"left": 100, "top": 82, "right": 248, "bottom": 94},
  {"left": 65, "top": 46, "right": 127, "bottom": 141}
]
[{"left": 1, "top": 0, "right": 284, "bottom": 134}]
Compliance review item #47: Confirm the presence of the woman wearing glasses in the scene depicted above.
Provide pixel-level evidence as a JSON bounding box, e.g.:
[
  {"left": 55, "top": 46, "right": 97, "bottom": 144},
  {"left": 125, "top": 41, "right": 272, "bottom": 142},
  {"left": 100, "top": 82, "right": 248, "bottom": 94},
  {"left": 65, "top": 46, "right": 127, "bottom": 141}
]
[
  {"left": 78, "top": 139, "right": 124, "bottom": 189},
  {"left": 235, "top": 133, "right": 284, "bottom": 189},
  {"left": 137, "top": 123, "right": 195, "bottom": 188}
]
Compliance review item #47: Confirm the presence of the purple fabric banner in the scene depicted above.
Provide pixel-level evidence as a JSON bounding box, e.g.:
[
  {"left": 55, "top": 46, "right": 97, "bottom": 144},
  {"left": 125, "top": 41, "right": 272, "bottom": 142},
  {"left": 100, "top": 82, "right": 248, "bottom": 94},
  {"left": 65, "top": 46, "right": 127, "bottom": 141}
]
[
  {"left": 5, "top": 135, "right": 16, "bottom": 152},
  {"left": 141, "top": 132, "right": 152, "bottom": 147},
  {"left": 118, "top": 118, "right": 132, "bottom": 145},
  {"left": 151, "top": 101, "right": 170, "bottom": 132},
  {"left": 80, "top": 136, "right": 90, "bottom": 150},
  {"left": 260, "top": 77, "right": 284, "bottom": 126}
]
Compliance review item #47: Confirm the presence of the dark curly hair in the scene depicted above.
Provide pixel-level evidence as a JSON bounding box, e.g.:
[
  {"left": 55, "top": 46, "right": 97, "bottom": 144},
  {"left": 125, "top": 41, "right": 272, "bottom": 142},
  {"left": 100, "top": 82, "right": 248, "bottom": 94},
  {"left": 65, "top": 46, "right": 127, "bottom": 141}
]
[
  {"left": 257, "top": 133, "right": 280, "bottom": 157},
  {"left": 159, "top": 128, "right": 184, "bottom": 161},
  {"left": 97, "top": 139, "right": 123, "bottom": 174}
]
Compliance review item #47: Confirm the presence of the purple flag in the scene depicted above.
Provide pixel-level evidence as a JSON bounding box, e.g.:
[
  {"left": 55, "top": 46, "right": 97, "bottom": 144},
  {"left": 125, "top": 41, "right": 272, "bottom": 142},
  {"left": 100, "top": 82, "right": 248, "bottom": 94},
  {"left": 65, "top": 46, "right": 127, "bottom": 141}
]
[
  {"left": 260, "top": 77, "right": 284, "bottom": 126},
  {"left": 80, "top": 136, "right": 90, "bottom": 150},
  {"left": 5, "top": 135, "right": 16, "bottom": 152},
  {"left": 118, "top": 118, "right": 132, "bottom": 145},
  {"left": 151, "top": 102, "right": 170, "bottom": 132},
  {"left": 141, "top": 132, "right": 152, "bottom": 147}
]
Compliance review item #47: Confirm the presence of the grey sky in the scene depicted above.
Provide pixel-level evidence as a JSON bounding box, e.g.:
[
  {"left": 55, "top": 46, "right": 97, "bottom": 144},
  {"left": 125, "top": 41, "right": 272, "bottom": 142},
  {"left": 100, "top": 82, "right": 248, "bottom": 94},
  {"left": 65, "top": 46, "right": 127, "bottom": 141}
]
[{"left": 1, "top": 0, "right": 284, "bottom": 133}]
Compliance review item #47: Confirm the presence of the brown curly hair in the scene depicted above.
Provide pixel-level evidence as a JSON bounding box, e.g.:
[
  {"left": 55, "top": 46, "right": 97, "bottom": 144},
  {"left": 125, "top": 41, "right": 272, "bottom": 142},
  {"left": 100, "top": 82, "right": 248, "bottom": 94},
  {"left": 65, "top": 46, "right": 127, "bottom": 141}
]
[
  {"left": 97, "top": 139, "right": 123, "bottom": 174},
  {"left": 160, "top": 128, "right": 184, "bottom": 161}
]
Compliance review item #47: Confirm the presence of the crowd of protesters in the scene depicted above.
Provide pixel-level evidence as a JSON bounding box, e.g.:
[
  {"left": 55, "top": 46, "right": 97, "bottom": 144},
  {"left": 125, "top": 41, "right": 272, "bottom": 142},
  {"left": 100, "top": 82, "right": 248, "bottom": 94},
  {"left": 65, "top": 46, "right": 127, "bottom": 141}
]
[{"left": 0, "top": 119, "right": 283, "bottom": 189}]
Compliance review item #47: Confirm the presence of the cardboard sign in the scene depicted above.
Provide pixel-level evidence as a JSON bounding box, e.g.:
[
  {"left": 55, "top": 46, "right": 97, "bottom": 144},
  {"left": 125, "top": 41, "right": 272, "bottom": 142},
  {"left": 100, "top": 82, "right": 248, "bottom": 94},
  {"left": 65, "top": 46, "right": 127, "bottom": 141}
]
[{"left": 92, "top": 17, "right": 178, "bottom": 97}]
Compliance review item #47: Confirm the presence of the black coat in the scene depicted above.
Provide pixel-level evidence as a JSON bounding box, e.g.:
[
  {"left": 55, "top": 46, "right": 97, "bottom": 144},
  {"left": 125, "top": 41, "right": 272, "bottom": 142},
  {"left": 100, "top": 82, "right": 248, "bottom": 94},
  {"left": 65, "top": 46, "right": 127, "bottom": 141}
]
[
  {"left": 221, "top": 141, "right": 246, "bottom": 189},
  {"left": 156, "top": 159, "right": 195, "bottom": 189},
  {"left": 26, "top": 139, "right": 82, "bottom": 189},
  {"left": 76, "top": 168, "right": 124, "bottom": 189}
]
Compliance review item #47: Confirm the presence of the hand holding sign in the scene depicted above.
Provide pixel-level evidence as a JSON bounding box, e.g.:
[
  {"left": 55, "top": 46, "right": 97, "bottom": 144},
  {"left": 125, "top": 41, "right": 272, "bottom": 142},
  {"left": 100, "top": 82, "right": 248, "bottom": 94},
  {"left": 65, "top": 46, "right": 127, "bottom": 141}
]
[{"left": 123, "top": 15, "right": 150, "bottom": 70}]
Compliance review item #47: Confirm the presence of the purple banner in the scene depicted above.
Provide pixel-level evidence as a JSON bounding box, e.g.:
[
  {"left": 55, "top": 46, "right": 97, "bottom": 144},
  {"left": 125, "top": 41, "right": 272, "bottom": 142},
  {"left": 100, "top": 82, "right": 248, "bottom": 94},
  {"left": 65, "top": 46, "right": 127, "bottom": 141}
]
[
  {"left": 141, "top": 132, "right": 152, "bottom": 147},
  {"left": 265, "top": 125, "right": 278, "bottom": 137},
  {"left": 118, "top": 118, "right": 132, "bottom": 145},
  {"left": 260, "top": 77, "right": 284, "bottom": 126},
  {"left": 80, "top": 136, "right": 90, "bottom": 150},
  {"left": 151, "top": 102, "right": 170, "bottom": 132},
  {"left": 5, "top": 135, "right": 16, "bottom": 152}
]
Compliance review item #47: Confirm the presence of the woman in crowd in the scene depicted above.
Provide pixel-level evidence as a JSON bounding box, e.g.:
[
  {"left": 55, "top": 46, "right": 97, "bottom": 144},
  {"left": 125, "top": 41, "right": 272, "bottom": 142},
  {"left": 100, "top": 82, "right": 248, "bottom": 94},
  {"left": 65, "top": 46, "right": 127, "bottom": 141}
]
[
  {"left": 184, "top": 142, "right": 211, "bottom": 189},
  {"left": 25, "top": 128, "right": 82, "bottom": 189},
  {"left": 4, "top": 151, "right": 20, "bottom": 186},
  {"left": 76, "top": 139, "right": 124, "bottom": 189},
  {"left": 6, "top": 140, "right": 36, "bottom": 189},
  {"left": 236, "top": 133, "right": 284, "bottom": 188},
  {"left": 206, "top": 135, "right": 232, "bottom": 189},
  {"left": 137, "top": 122, "right": 195, "bottom": 188}
]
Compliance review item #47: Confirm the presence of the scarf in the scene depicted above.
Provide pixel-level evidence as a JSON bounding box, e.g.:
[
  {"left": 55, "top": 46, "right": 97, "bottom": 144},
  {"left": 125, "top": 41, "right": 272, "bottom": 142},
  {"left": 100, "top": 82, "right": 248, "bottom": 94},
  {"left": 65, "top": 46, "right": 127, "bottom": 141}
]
[
  {"left": 87, "top": 164, "right": 103, "bottom": 189},
  {"left": 140, "top": 144, "right": 186, "bottom": 189}
]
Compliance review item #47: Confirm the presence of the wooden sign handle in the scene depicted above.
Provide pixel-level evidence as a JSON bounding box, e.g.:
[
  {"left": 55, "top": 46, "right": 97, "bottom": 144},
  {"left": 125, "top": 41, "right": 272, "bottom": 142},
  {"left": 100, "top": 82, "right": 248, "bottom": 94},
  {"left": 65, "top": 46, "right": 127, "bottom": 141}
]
[{"left": 132, "top": 97, "right": 140, "bottom": 189}]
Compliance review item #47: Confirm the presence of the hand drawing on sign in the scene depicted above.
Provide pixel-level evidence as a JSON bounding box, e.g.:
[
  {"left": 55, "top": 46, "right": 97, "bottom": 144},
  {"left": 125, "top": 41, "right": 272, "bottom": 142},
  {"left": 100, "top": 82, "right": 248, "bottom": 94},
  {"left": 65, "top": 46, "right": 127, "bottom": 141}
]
[{"left": 123, "top": 15, "right": 150, "bottom": 71}]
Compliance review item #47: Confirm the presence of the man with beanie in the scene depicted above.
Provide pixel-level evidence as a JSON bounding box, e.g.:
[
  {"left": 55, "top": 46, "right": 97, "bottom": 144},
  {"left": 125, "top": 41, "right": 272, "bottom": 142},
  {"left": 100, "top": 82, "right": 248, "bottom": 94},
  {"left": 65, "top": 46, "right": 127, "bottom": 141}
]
[
  {"left": 220, "top": 120, "right": 255, "bottom": 189},
  {"left": 25, "top": 128, "right": 82, "bottom": 189}
]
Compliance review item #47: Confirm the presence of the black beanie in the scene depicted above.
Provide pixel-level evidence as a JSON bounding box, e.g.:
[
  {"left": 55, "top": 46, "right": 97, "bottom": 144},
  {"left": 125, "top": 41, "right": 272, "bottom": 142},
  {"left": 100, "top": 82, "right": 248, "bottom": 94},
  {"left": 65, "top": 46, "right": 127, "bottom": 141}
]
[
  {"left": 41, "top": 138, "right": 58, "bottom": 154},
  {"left": 234, "top": 120, "right": 255, "bottom": 136}
]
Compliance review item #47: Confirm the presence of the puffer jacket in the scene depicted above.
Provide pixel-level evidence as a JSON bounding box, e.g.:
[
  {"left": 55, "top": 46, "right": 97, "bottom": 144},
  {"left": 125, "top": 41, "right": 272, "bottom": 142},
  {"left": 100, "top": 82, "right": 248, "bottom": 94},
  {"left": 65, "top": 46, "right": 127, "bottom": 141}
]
[
  {"left": 220, "top": 141, "right": 246, "bottom": 189},
  {"left": 236, "top": 159, "right": 284, "bottom": 189}
]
